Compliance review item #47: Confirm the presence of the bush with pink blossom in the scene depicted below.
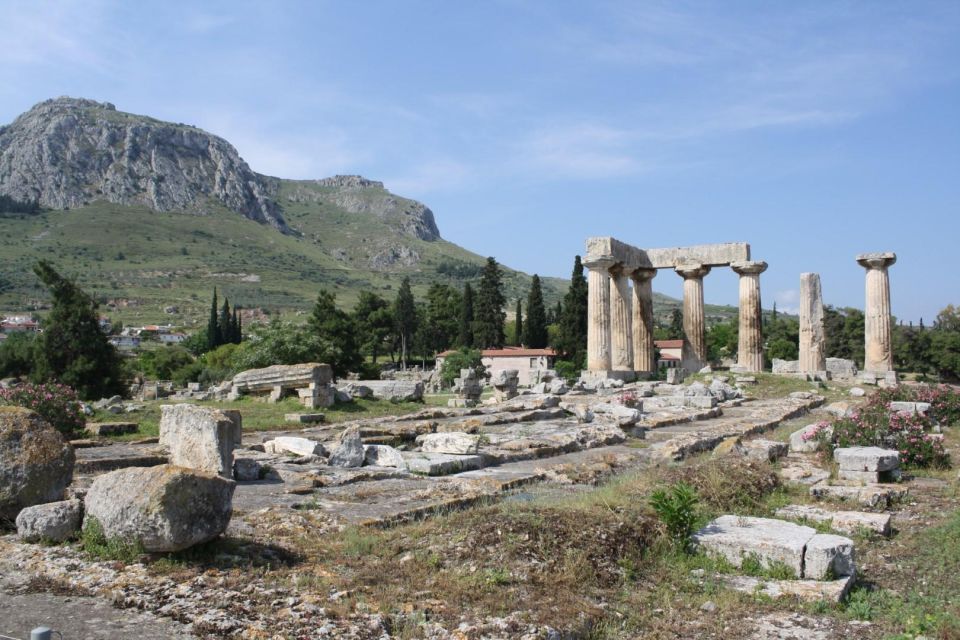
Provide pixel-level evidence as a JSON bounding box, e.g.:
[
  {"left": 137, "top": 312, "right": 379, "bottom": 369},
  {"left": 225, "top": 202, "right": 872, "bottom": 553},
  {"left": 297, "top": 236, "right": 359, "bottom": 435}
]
[{"left": 0, "top": 382, "right": 85, "bottom": 435}]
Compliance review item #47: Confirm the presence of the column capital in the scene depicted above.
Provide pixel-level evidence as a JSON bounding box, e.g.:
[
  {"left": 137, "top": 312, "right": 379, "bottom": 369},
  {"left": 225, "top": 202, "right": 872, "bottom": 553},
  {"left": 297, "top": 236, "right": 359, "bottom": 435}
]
[
  {"left": 583, "top": 255, "right": 617, "bottom": 271},
  {"left": 856, "top": 252, "right": 896, "bottom": 270},
  {"left": 629, "top": 267, "right": 658, "bottom": 282},
  {"left": 675, "top": 263, "right": 711, "bottom": 279},
  {"left": 731, "top": 260, "right": 768, "bottom": 276}
]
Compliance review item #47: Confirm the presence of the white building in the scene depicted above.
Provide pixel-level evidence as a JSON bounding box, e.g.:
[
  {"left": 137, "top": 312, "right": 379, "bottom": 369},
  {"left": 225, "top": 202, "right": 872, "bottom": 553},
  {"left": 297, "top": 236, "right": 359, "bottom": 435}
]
[{"left": 436, "top": 347, "right": 557, "bottom": 387}]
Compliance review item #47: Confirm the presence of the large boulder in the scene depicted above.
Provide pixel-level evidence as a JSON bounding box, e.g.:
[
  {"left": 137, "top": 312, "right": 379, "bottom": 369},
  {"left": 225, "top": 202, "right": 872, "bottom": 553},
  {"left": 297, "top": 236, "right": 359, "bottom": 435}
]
[
  {"left": 16, "top": 499, "right": 83, "bottom": 542},
  {"left": 0, "top": 407, "right": 75, "bottom": 522},
  {"left": 329, "top": 428, "right": 365, "bottom": 467},
  {"left": 159, "top": 404, "right": 241, "bottom": 478},
  {"left": 84, "top": 465, "right": 235, "bottom": 552}
]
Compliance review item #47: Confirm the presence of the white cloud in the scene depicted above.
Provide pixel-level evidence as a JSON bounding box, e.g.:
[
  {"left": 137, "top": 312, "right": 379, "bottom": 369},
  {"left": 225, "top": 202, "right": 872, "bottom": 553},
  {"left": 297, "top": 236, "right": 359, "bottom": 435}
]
[
  {"left": 775, "top": 289, "right": 800, "bottom": 316},
  {"left": 383, "top": 159, "right": 474, "bottom": 196}
]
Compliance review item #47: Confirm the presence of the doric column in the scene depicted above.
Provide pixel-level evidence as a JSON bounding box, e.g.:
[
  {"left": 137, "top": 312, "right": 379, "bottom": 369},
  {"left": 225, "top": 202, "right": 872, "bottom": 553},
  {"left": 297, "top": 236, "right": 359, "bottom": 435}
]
[
  {"left": 609, "top": 264, "right": 633, "bottom": 372},
  {"left": 675, "top": 263, "right": 711, "bottom": 370},
  {"left": 799, "top": 273, "right": 826, "bottom": 373},
  {"left": 630, "top": 268, "right": 657, "bottom": 373},
  {"left": 584, "top": 256, "right": 615, "bottom": 372},
  {"left": 731, "top": 261, "right": 767, "bottom": 372},
  {"left": 857, "top": 253, "right": 897, "bottom": 372}
]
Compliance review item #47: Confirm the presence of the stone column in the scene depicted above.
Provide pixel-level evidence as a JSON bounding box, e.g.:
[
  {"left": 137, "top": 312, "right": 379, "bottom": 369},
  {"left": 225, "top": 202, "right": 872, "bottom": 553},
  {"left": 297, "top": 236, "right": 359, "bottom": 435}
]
[
  {"left": 584, "top": 257, "right": 615, "bottom": 372},
  {"left": 609, "top": 264, "right": 633, "bottom": 372},
  {"left": 630, "top": 268, "right": 658, "bottom": 373},
  {"left": 799, "top": 273, "right": 826, "bottom": 373},
  {"left": 731, "top": 261, "right": 767, "bottom": 372},
  {"left": 857, "top": 253, "right": 897, "bottom": 372},
  {"left": 675, "top": 263, "right": 711, "bottom": 370}
]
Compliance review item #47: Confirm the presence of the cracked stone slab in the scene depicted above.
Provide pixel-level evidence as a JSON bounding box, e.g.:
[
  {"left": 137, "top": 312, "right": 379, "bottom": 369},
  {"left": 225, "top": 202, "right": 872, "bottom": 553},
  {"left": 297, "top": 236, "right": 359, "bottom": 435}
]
[
  {"left": 694, "top": 516, "right": 814, "bottom": 578},
  {"left": 775, "top": 504, "right": 892, "bottom": 536},
  {"left": 712, "top": 573, "right": 856, "bottom": 603}
]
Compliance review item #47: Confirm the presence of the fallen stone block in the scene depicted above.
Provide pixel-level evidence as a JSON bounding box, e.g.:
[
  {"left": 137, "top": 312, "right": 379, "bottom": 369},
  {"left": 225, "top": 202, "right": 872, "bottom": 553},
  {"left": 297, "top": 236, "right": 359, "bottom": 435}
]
[
  {"left": 775, "top": 504, "right": 891, "bottom": 536},
  {"left": 712, "top": 574, "right": 855, "bottom": 603},
  {"left": 363, "top": 444, "right": 407, "bottom": 469},
  {"left": 0, "top": 407, "right": 75, "bottom": 521},
  {"left": 742, "top": 439, "right": 789, "bottom": 462},
  {"left": 418, "top": 432, "right": 483, "bottom": 455},
  {"left": 233, "top": 457, "right": 265, "bottom": 482},
  {"left": 84, "top": 464, "right": 235, "bottom": 553},
  {"left": 363, "top": 380, "right": 424, "bottom": 402},
  {"left": 16, "top": 499, "right": 83, "bottom": 542},
  {"left": 266, "top": 436, "right": 327, "bottom": 457},
  {"left": 834, "top": 446, "right": 899, "bottom": 472},
  {"left": 809, "top": 482, "right": 907, "bottom": 509},
  {"left": 735, "top": 376, "right": 758, "bottom": 385},
  {"left": 789, "top": 423, "right": 831, "bottom": 453},
  {"left": 329, "top": 429, "right": 365, "bottom": 467},
  {"left": 889, "top": 401, "right": 931, "bottom": 415},
  {"left": 804, "top": 533, "right": 855, "bottom": 580},
  {"left": 402, "top": 452, "right": 483, "bottom": 476},
  {"left": 285, "top": 413, "right": 325, "bottom": 424},
  {"left": 849, "top": 387, "right": 866, "bottom": 397},
  {"left": 693, "top": 516, "right": 813, "bottom": 578},
  {"left": 159, "top": 404, "right": 241, "bottom": 478},
  {"left": 84, "top": 422, "right": 138, "bottom": 437}
]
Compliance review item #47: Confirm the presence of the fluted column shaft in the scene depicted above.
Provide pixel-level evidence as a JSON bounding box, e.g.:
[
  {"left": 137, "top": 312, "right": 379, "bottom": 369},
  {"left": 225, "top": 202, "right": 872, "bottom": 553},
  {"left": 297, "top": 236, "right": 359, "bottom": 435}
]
[
  {"left": 585, "top": 257, "right": 615, "bottom": 371},
  {"left": 630, "top": 268, "right": 657, "bottom": 373},
  {"left": 675, "top": 263, "right": 711, "bottom": 370},
  {"left": 857, "top": 253, "right": 897, "bottom": 372},
  {"left": 732, "top": 261, "right": 767, "bottom": 372},
  {"left": 609, "top": 265, "right": 633, "bottom": 371},
  {"left": 799, "top": 272, "right": 826, "bottom": 373}
]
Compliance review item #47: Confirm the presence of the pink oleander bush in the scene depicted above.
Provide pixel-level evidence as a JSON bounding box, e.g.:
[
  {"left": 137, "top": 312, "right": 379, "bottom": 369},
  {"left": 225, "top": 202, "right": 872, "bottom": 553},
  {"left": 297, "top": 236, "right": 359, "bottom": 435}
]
[
  {"left": 872, "top": 384, "right": 960, "bottom": 427},
  {"left": 0, "top": 382, "right": 85, "bottom": 435},
  {"left": 618, "top": 390, "right": 640, "bottom": 408},
  {"left": 814, "top": 385, "right": 954, "bottom": 470}
]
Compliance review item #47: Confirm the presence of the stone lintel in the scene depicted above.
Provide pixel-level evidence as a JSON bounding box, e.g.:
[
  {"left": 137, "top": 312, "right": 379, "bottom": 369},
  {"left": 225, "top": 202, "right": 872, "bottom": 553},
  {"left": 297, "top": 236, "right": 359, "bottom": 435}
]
[{"left": 586, "top": 237, "right": 750, "bottom": 270}]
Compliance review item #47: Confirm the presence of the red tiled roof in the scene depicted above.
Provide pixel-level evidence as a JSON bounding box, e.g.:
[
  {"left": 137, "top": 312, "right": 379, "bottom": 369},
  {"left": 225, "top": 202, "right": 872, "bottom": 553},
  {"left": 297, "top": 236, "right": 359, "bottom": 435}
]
[
  {"left": 655, "top": 339, "right": 684, "bottom": 348},
  {"left": 437, "top": 347, "right": 557, "bottom": 358}
]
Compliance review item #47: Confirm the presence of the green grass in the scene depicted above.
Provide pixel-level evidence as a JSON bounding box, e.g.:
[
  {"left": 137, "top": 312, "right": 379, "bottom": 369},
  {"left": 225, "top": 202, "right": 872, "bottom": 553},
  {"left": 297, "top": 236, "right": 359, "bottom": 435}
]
[{"left": 92, "top": 395, "right": 428, "bottom": 440}]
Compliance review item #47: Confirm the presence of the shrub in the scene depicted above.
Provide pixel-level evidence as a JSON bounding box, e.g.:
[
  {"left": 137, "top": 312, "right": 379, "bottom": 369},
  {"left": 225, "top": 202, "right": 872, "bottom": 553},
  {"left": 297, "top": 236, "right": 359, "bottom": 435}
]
[
  {"left": 439, "top": 349, "right": 485, "bottom": 387},
  {"left": 0, "top": 382, "right": 85, "bottom": 435},
  {"left": 650, "top": 482, "right": 699, "bottom": 548},
  {"left": 553, "top": 359, "right": 581, "bottom": 384},
  {"left": 80, "top": 516, "right": 144, "bottom": 563}
]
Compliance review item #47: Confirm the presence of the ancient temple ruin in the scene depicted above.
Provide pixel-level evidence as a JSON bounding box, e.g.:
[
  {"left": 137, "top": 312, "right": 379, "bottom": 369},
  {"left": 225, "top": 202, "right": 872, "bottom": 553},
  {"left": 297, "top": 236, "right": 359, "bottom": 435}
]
[{"left": 582, "top": 237, "right": 766, "bottom": 380}]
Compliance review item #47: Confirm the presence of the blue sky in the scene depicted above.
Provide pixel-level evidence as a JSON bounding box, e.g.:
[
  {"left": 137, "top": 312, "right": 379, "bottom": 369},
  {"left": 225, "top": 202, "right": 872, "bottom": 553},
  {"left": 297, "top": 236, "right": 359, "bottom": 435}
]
[{"left": 1, "top": 1, "right": 958, "bottom": 321}]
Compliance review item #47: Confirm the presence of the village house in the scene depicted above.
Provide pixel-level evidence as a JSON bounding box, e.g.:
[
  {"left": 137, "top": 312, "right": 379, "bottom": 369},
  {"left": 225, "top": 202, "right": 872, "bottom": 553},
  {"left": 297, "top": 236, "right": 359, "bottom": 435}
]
[
  {"left": 655, "top": 339, "right": 683, "bottom": 369},
  {"left": 436, "top": 346, "right": 557, "bottom": 387},
  {"left": 158, "top": 332, "right": 187, "bottom": 344},
  {"left": 1, "top": 315, "right": 40, "bottom": 333}
]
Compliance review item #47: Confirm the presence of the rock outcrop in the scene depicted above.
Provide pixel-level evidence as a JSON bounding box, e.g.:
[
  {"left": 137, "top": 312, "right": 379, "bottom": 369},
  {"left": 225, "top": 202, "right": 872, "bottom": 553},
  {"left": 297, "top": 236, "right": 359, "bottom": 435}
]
[
  {"left": 0, "top": 407, "right": 75, "bottom": 521},
  {"left": 0, "top": 97, "right": 289, "bottom": 233},
  {"left": 84, "top": 464, "right": 235, "bottom": 552}
]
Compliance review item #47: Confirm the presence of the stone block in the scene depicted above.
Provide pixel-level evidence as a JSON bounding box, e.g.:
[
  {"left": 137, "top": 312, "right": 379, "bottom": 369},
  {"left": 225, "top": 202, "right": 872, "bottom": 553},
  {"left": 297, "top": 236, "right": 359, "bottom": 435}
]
[
  {"left": 693, "top": 516, "right": 814, "bottom": 578},
  {"left": 402, "top": 452, "right": 483, "bottom": 476},
  {"left": 267, "top": 436, "right": 327, "bottom": 457},
  {"left": 363, "top": 444, "right": 407, "bottom": 469},
  {"left": 329, "top": 429, "right": 364, "bottom": 467},
  {"left": 772, "top": 359, "right": 800, "bottom": 374},
  {"left": 284, "top": 413, "right": 325, "bottom": 424},
  {"left": 0, "top": 407, "right": 75, "bottom": 520},
  {"left": 665, "top": 369, "right": 684, "bottom": 385},
  {"left": 159, "top": 404, "right": 240, "bottom": 478},
  {"left": 713, "top": 574, "right": 855, "bottom": 603},
  {"left": 233, "top": 457, "right": 264, "bottom": 482},
  {"left": 849, "top": 387, "right": 866, "bottom": 397},
  {"left": 742, "top": 439, "right": 788, "bottom": 462},
  {"left": 775, "top": 504, "right": 891, "bottom": 536},
  {"left": 16, "top": 499, "right": 83, "bottom": 542},
  {"left": 889, "top": 401, "right": 931, "bottom": 415},
  {"left": 804, "top": 534, "right": 856, "bottom": 579},
  {"left": 837, "top": 469, "right": 880, "bottom": 483},
  {"left": 84, "top": 422, "right": 138, "bottom": 437},
  {"left": 833, "top": 447, "right": 899, "bottom": 472},
  {"left": 735, "top": 376, "right": 758, "bottom": 385},
  {"left": 418, "top": 432, "right": 483, "bottom": 455},
  {"left": 789, "top": 423, "right": 831, "bottom": 453},
  {"left": 826, "top": 358, "right": 858, "bottom": 380},
  {"left": 363, "top": 380, "right": 424, "bottom": 402}
]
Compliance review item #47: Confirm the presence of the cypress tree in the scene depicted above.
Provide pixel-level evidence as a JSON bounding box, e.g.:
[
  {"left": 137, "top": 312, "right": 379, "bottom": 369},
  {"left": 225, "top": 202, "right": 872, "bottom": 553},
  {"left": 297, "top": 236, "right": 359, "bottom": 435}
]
[
  {"left": 557, "top": 256, "right": 588, "bottom": 361},
  {"left": 207, "top": 288, "right": 221, "bottom": 351},
  {"left": 523, "top": 274, "right": 548, "bottom": 348},
  {"left": 458, "top": 283, "right": 475, "bottom": 348},
  {"left": 475, "top": 257, "right": 506, "bottom": 348},
  {"left": 232, "top": 307, "right": 242, "bottom": 343},
  {"left": 31, "top": 260, "right": 124, "bottom": 399},
  {"left": 514, "top": 298, "right": 523, "bottom": 346},
  {"left": 394, "top": 277, "right": 417, "bottom": 369},
  {"left": 219, "top": 298, "right": 232, "bottom": 346}
]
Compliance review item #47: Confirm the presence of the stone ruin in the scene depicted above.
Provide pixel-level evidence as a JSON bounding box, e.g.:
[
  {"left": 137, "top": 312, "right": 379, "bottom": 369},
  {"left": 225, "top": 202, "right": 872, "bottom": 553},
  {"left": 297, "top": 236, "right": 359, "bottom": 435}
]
[
  {"left": 490, "top": 368, "right": 519, "bottom": 402},
  {"left": 581, "top": 237, "right": 767, "bottom": 380},
  {"left": 449, "top": 368, "right": 483, "bottom": 407},
  {"left": 228, "top": 362, "right": 335, "bottom": 408}
]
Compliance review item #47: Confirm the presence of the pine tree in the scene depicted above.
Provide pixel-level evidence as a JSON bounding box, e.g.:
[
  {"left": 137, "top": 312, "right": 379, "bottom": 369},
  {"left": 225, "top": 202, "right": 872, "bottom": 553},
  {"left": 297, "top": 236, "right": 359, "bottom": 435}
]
[
  {"left": 557, "top": 256, "right": 588, "bottom": 361},
  {"left": 207, "top": 288, "right": 221, "bottom": 351},
  {"left": 308, "top": 289, "right": 361, "bottom": 377},
  {"left": 393, "top": 277, "right": 417, "bottom": 369},
  {"left": 475, "top": 257, "right": 506, "bottom": 348},
  {"left": 31, "top": 260, "right": 124, "bottom": 399},
  {"left": 353, "top": 291, "right": 392, "bottom": 363},
  {"left": 514, "top": 298, "right": 523, "bottom": 346},
  {"left": 458, "top": 283, "right": 475, "bottom": 348},
  {"left": 523, "top": 274, "right": 548, "bottom": 348}
]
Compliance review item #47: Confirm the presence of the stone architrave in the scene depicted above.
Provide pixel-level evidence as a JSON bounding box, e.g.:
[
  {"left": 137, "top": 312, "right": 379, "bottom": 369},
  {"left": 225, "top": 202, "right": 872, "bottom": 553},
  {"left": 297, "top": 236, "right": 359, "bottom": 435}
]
[
  {"left": 731, "top": 261, "right": 767, "bottom": 372},
  {"left": 675, "top": 263, "right": 711, "bottom": 370},
  {"left": 584, "top": 257, "right": 615, "bottom": 372},
  {"left": 609, "top": 264, "right": 633, "bottom": 372},
  {"left": 630, "top": 268, "right": 657, "bottom": 373},
  {"left": 856, "top": 253, "right": 896, "bottom": 373},
  {"left": 799, "top": 273, "right": 826, "bottom": 374}
]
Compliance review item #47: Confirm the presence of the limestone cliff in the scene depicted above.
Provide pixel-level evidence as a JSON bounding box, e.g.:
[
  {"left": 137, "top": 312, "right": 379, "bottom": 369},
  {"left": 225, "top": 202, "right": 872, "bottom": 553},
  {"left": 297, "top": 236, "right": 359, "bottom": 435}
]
[{"left": 0, "top": 97, "right": 289, "bottom": 232}]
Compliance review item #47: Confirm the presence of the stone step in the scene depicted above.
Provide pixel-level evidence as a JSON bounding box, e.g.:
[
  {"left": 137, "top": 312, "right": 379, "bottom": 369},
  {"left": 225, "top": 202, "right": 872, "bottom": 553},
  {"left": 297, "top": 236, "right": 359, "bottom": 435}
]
[
  {"left": 775, "top": 504, "right": 892, "bottom": 536},
  {"left": 401, "top": 452, "right": 483, "bottom": 476},
  {"left": 809, "top": 482, "right": 908, "bottom": 509},
  {"left": 708, "top": 573, "right": 855, "bottom": 603}
]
